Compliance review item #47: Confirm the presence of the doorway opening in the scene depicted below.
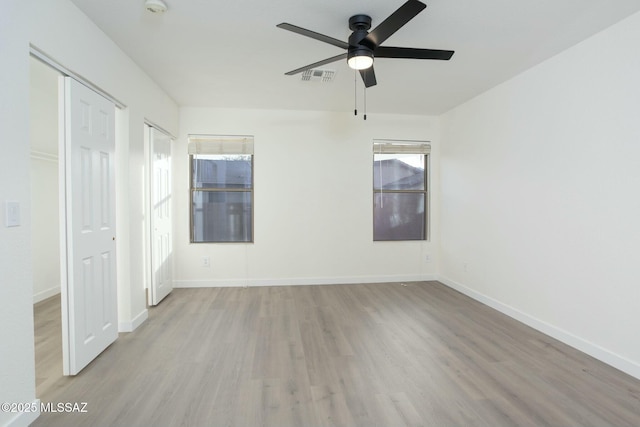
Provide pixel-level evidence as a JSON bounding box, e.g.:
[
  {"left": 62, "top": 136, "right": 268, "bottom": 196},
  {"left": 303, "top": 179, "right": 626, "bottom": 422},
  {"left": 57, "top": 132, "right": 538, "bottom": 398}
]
[
  {"left": 30, "top": 48, "right": 124, "bottom": 394},
  {"left": 29, "top": 56, "right": 63, "bottom": 397}
]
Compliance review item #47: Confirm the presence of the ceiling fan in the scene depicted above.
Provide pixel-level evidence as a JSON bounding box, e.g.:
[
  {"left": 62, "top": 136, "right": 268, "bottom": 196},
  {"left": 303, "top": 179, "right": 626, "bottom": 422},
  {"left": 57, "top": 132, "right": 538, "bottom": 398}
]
[{"left": 277, "top": 0, "right": 454, "bottom": 88}]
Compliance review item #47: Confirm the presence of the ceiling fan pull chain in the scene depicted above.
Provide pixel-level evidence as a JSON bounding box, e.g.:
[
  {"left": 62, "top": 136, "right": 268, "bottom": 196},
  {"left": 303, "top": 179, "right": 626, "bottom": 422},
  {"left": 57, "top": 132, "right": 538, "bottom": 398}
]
[
  {"left": 354, "top": 69, "right": 358, "bottom": 116},
  {"left": 364, "top": 86, "right": 367, "bottom": 121}
]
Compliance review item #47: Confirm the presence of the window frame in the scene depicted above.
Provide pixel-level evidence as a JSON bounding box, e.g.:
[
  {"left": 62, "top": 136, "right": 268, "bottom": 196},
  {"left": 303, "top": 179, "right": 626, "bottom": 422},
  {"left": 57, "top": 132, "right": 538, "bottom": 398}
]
[
  {"left": 188, "top": 136, "right": 255, "bottom": 244},
  {"left": 373, "top": 141, "right": 430, "bottom": 242}
]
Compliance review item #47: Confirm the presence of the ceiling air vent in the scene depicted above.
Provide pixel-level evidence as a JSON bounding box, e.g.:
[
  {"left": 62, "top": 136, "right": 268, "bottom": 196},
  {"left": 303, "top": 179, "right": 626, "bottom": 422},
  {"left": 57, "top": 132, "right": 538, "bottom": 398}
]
[{"left": 301, "top": 69, "right": 336, "bottom": 83}]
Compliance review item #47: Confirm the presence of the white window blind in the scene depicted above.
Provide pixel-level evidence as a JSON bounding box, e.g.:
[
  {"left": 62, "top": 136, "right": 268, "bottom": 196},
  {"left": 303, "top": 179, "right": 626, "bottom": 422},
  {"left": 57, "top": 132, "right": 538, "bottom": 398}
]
[
  {"left": 188, "top": 135, "right": 254, "bottom": 155},
  {"left": 373, "top": 139, "right": 430, "bottom": 154}
]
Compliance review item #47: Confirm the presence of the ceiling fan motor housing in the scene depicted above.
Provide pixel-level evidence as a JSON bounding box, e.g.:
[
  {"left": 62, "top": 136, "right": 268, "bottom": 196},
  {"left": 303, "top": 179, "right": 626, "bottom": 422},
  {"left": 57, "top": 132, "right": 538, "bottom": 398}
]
[
  {"left": 349, "top": 14, "right": 372, "bottom": 31},
  {"left": 348, "top": 13, "right": 374, "bottom": 66},
  {"left": 348, "top": 14, "right": 372, "bottom": 47}
]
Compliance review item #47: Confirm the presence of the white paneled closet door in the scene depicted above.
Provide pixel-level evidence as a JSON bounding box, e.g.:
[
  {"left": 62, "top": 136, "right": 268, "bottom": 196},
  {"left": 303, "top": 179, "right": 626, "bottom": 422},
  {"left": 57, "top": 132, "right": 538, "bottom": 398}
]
[
  {"left": 61, "top": 77, "right": 118, "bottom": 375},
  {"left": 149, "top": 127, "right": 173, "bottom": 305}
]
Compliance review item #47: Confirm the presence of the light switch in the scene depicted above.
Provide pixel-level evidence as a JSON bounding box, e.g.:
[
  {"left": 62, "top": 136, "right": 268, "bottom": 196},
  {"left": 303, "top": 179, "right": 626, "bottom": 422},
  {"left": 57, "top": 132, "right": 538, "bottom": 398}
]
[{"left": 5, "top": 201, "right": 20, "bottom": 227}]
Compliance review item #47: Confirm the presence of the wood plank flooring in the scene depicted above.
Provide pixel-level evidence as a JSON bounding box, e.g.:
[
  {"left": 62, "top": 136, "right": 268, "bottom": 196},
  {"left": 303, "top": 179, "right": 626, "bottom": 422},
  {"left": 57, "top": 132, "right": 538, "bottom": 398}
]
[
  {"left": 33, "top": 294, "right": 63, "bottom": 398},
  {"left": 33, "top": 282, "right": 640, "bottom": 426}
]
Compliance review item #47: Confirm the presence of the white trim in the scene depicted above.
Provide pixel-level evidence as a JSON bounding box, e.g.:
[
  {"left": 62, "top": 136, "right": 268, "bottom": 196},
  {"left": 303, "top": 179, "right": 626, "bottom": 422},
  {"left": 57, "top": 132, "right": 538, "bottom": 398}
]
[
  {"left": 4, "top": 399, "right": 40, "bottom": 427},
  {"left": 144, "top": 118, "right": 176, "bottom": 140},
  {"left": 437, "top": 275, "right": 640, "bottom": 380},
  {"left": 30, "top": 45, "right": 126, "bottom": 109},
  {"left": 58, "top": 74, "right": 71, "bottom": 376},
  {"left": 118, "top": 309, "right": 148, "bottom": 333},
  {"left": 33, "top": 287, "right": 60, "bottom": 304},
  {"left": 174, "top": 274, "right": 437, "bottom": 288},
  {"left": 30, "top": 150, "right": 58, "bottom": 162}
]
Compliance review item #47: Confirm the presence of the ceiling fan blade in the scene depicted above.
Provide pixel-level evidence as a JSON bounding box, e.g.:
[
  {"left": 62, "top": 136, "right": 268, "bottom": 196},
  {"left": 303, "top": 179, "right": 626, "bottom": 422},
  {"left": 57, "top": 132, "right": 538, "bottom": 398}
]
[
  {"left": 277, "top": 23, "right": 349, "bottom": 50},
  {"left": 360, "top": 0, "right": 426, "bottom": 49},
  {"left": 359, "top": 67, "right": 377, "bottom": 88},
  {"left": 284, "top": 53, "right": 348, "bottom": 75},
  {"left": 375, "top": 46, "right": 454, "bottom": 60}
]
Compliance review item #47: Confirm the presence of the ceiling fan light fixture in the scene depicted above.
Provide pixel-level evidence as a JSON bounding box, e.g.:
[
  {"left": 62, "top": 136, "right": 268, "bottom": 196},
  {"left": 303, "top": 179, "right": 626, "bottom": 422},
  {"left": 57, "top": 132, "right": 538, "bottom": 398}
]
[{"left": 347, "top": 49, "right": 374, "bottom": 70}]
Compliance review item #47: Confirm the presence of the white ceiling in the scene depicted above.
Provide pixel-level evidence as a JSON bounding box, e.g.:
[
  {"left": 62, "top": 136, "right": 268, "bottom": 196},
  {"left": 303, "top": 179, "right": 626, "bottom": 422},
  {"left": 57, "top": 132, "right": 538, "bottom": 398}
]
[{"left": 69, "top": 0, "right": 640, "bottom": 115}]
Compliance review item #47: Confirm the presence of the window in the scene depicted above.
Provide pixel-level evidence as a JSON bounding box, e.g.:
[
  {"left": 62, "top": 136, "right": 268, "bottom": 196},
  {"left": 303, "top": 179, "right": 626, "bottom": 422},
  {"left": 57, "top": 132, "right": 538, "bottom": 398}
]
[
  {"left": 373, "top": 140, "right": 429, "bottom": 241},
  {"left": 189, "top": 135, "right": 254, "bottom": 243}
]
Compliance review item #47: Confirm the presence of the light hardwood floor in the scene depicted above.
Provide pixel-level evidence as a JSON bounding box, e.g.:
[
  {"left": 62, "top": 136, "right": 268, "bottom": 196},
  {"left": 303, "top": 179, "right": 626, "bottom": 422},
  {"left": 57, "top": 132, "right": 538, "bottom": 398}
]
[
  {"left": 33, "top": 282, "right": 640, "bottom": 426},
  {"left": 33, "top": 294, "right": 63, "bottom": 398}
]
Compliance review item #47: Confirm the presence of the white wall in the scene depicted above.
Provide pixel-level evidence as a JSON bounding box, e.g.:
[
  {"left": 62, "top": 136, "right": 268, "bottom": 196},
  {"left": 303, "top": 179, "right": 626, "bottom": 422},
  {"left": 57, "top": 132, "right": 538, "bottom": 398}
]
[
  {"left": 30, "top": 156, "right": 60, "bottom": 303},
  {"left": 30, "top": 58, "right": 61, "bottom": 304},
  {"left": 0, "top": 1, "right": 37, "bottom": 426},
  {"left": 1, "top": 0, "right": 178, "bottom": 424},
  {"left": 440, "top": 11, "right": 640, "bottom": 379},
  {"left": 175, "top": 108, "right": 439, "bottom": 287}
]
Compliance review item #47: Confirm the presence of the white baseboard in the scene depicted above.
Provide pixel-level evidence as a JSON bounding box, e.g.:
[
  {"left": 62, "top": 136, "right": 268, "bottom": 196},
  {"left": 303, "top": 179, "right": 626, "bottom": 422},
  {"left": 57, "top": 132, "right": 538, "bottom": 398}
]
[
  {"left": 4, "top": 398, "right": 40, "bottom": 427},
  {"left": 437, "top": 275, "right": 640, "bottom": 381},
  {"left": 33, "top": 287, "right": 60, "bottom": 304},
  {"left": 174, "top": 274, "right": 437, "bottom": 288},
  {"left": 118, "top": 309, "right": 148, "bottom": 333}
]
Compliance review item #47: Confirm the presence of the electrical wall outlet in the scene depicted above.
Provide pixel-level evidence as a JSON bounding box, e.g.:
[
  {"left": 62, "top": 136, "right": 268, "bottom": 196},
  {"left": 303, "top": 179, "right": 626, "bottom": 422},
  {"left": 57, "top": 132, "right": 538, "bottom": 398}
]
[
  {"left": 202, "top": 256, "right": 211, "bottom": 267},
  {"left": 425, "top": 254, "right": 431, "bottom": 263}
]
